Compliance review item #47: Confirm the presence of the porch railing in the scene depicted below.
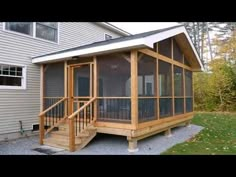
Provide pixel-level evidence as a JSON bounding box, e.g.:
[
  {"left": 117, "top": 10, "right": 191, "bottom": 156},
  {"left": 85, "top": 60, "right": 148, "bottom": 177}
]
[
  {"left": 39, "top": 97, "right": 68, "bottom": 144},
  {"left": 97, "top": 98, "right": 131, "bottom": 123},
  {"left": 68, "top": 97, "right": 96, "bottom": 151}
]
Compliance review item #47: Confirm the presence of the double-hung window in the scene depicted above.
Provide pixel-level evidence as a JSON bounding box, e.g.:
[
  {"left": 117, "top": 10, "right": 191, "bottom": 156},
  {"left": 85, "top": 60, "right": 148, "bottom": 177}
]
[
  {"left": 0, "top": 64, "right": 26, "bottom": 89},
  {"left": 5, "top": 22, "right": 58, "bottom": 43},
  {"left": 5, "top": 22, "right": 33, "bottom": 36},
  {"left": 36, "top": 22, "right": 58, "bottom": 42}
]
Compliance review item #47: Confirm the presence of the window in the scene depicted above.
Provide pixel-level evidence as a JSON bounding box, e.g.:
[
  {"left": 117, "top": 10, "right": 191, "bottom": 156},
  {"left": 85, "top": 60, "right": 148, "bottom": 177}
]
[
  {"left": 36, "top": 22, "right": 58, "bottom": 42},
  {"left": 104, "top": 33, "right": 112, "bottom": 40},
  {"left": 4, "top": 22, "right": 58, "bottom": 43},
  {"left": 5, "top": 22, "right": 33, "bottom": 36},
  {"left": 0, "top": 64, "right": 26, "bottom": 89}
]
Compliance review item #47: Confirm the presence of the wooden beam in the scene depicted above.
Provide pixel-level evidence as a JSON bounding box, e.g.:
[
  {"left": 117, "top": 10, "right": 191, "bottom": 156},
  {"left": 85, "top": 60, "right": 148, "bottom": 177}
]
[
  {"left": 138, "top": 53, "right": 143, "bottom": 61},
  {"left": 96, "top": 127, "right": 132, "bottom": 136},
  {"left": 171, "top": 38, "right": 174, "bottom": 60},
  {"left": 90, "top": 63, "right": 93, "bottom": 97},
  {"left": 192, "top": 71, "right": 194, "bottom": 113},
  {"left": 95, "top": 121, "right": 135, "bottom": 130},
  {"left": 40, "top": 64, "right": 44, "bottom": 112},
  {"left": 122, "top": 54, "right": 130, "bottom": 63},
  {"left": 183, "top": 69, "right": 186, "bottom": 113},
  {"left": 172, "top": 64, "right": 175, "bottom": 116},
  {"left": 64, "top": 61, "right": 68, "bottom": 117},
  {"left": 93, "top": 56, "right": 98, "bottom": 121},
  {"left": 156, "top": 43, "right": 160, "bottom": 120},
  {"left": 138, "top": 49, "right": 193, "bottom": 71},
  {"left": 137, "top": 112, "right": 194, "bottom": 129},
  {"left": 130, "top": 50, "right": 138, "bottom": 129},
  {"left": 171, "top": 38, "right": 175, "bottom": 117},
  {"left": 134, "top": 116, "right": 192, "bottom": 137}
]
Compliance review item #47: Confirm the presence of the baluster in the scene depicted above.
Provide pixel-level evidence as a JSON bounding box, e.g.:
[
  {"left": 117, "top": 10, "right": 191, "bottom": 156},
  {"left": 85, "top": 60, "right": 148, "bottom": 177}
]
[{"left": 84, "top": 106, "right": 87, "bottom": 126}]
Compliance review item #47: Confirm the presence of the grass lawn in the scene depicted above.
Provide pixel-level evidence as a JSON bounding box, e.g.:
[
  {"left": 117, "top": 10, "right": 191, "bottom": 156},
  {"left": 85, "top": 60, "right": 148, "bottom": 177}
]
[{"left": 162, "top": 112, "right": 236, "bottom": 155}]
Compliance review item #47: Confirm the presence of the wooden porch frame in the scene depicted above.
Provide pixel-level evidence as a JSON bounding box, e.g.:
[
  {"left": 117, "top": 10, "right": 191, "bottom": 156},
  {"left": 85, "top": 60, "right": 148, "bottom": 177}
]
[{"left": 40, "top": 37, "right": 195, "bottom": 139}]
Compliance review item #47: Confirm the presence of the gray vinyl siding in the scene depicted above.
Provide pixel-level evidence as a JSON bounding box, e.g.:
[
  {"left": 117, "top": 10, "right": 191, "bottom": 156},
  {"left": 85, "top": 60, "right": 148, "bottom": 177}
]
[{"left": 0, "top": 22, "right": 123, "bottom": 135}]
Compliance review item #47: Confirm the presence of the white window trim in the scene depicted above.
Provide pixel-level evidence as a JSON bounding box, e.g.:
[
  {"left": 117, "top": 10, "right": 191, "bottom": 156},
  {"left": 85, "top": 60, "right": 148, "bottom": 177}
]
[
  {"left": 104, "top": 33, "right": 112, "bottom": 40},
  {"left": 2, "top": 22, "right": 60, "bottom": 44},
  {"left": 0, "top": 62, "right": 27, "bottom": 90}
]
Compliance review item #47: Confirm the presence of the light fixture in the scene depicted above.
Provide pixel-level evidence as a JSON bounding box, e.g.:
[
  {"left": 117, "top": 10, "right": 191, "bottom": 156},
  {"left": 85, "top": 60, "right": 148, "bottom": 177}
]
[{"left": 72, "top": 56, "right": 79, "bottom": 60}]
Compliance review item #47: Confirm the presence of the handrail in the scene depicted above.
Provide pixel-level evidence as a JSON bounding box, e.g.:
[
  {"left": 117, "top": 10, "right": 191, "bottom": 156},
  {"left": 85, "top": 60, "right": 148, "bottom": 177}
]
[
  {"left": 39, "top": 97, "right": 67, "bottom": 116},
  {"left": 68, "top": 97, "right": 96, "bottom": 119}
]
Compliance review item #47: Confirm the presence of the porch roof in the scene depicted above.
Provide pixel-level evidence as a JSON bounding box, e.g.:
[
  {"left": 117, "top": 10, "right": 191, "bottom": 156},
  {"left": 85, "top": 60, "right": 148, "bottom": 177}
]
[{"left": 32, "top": 25, "right": 203, "bottom": 71}]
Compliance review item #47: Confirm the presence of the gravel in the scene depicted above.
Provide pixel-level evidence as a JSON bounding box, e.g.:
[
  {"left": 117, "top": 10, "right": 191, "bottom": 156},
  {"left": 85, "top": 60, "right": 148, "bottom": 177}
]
[{"left": 0, "top": 124, "right": 203, "bottom": 155}]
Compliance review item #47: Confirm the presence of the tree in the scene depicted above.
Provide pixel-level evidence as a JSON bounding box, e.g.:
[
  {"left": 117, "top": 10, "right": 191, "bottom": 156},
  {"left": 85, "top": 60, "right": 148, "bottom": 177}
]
[{"left": 194, "top": 29, "right": 236, "bottom": 112}]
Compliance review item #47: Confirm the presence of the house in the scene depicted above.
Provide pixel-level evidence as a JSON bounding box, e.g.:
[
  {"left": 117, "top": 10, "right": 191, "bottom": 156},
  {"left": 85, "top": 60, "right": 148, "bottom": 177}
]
[
  {"left": 0, "top": 22, "right": 129, "bottom": 142},
  {"left": 1, "top": 22, "right": 203, "bottom": 152}
]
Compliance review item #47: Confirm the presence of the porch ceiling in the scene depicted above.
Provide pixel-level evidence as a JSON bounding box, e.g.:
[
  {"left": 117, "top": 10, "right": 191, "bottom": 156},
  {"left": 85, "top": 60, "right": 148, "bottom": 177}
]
[{"left": 31, "top": 25, "right": 203, "bottom": 71}]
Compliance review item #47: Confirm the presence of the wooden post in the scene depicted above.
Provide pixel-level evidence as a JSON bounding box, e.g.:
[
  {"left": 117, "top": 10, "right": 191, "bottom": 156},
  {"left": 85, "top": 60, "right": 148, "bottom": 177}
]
[
  {"left": 69, "top": 118, "right": 75, "bottom": 152},
  {"left": 93, "top": 56, "right": 98, "bottom": 121},
  {"left": 127, "top": 137, "right": 138, "bottom": 152},
  {"left": 171, "top": 38, "right": 174, "bottom": 60},
  {"left": 39, "top": 65, "right": 44, "bottom": 145},
  {"left": 64, "top": 61, "right": 68, "bottom": 117},
  {"left": 171, "top": 38, "right": 175, "bottom": 116},
  {"left": 172, "top": 64, "right": 175, "bottom": 116},
  {"left": 40, "top": 65, "right": 44, "bottom": 112},
  {"left": 90, "top": 63, "right": 93, "bottom": 98},
  {"left": 185, "top": 120, "right": 191, "bottom": 127},
  {"left": 183, "top": 67, "right": 186, "bottom": 113},
  {"left": 165, "top": 128, "right": 172, "bottom": 137},
  {"left": 39, "top": 115, "right": 44, "bottom": 145},
  {"left": 131, "top": 51, "right": 138, "bottom": 129},
  {"left": 68, "top": 66, "right": 73, "bottom": 115},
  {"left": 192, "top": 71, "right": 194, "bottom": 113},
  {"left": 156, "top": 43, "right": 160, "bottom": 119}
]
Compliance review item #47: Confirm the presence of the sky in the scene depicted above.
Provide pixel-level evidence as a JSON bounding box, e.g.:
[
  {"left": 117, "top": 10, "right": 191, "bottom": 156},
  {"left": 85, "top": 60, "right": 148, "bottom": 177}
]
[{"left": 109, "top": 22, "right": 180, "bottom": 34}]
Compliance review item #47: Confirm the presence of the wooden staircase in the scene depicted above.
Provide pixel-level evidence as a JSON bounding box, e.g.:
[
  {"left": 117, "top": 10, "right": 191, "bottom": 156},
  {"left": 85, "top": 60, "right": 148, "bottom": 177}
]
[
  {"left": 39, "top": 97, "right": 97, "bottom": 152},
  {"left": 43, "top": 123, "right": 97, "bottom": 151}
]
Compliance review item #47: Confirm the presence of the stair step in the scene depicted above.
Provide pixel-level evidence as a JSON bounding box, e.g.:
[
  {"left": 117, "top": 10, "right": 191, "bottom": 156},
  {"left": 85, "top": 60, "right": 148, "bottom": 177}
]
[
  {"left": 44, "top": 137, "right": 82, "bottom": 150},
  {"left": 51, "top": 131, "right": 68, "bottom": 136},
  {"left": 44, "top": 124, "right": 97, "bottom": 151},
  {"left": 76, "top": 131, "right": 97, "bottom": 151}
]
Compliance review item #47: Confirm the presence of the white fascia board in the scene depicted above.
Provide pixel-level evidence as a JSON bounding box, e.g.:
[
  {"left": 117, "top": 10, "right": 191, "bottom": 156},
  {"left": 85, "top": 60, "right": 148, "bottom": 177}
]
[
  {"left": 144, "top": 26, "right": 204, "bottom": 71},
  {"left": 32, "top": 38, "right": 146, "bottom": 64},
  {"left": 183, "top": 31, "right": 204, "bottom": 71}
]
